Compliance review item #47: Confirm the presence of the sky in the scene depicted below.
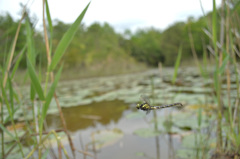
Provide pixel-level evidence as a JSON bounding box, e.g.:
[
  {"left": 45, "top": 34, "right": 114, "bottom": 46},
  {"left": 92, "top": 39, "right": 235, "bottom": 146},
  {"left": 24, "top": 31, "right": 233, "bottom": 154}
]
[{"left": 0, "top": 0, "right": 221, "bottom": 33}]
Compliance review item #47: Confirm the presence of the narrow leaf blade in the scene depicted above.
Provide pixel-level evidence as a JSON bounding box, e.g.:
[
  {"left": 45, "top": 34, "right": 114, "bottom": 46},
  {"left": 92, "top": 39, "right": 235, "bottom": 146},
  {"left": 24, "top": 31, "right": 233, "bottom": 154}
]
[
  {"left": 0, "top": 124, "right": 16, "bottom": 140},
  {"left": 27, "top": 58, "right": 45, "bottom": 100},
  {"left": 42, "top": 65, "right": 63, "bottom": 119},
  {"left": 49, "top": 2, "right": 90, "bottom": 71},
  {"left": 172, "top": 45, "right": 182, "bottom": 84}
]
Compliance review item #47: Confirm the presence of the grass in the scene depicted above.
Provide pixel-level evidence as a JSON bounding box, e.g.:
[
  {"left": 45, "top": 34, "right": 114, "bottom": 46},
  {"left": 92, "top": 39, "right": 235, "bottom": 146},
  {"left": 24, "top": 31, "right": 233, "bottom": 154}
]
[
  {"left": 0, "top": 1, "right": 90, "bottom": 158},
  {"left": 184, "top": 0, "right": 240, "bottom": 157}
]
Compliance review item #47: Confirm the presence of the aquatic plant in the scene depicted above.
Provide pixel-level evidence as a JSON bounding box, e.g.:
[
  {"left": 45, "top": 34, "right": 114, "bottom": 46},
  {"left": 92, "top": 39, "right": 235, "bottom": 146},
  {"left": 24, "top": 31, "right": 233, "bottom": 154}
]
[{"left": 0, "top": 0, "right": 90, "bottom": 158}]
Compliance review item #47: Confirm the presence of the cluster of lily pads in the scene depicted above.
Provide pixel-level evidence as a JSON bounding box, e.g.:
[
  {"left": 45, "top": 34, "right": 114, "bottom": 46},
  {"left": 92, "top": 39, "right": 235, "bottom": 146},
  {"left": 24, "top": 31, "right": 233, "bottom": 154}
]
[
  {"left": 3, "top": 66, "right": 239, "bottom": 158},
  {"left": 3, "top": 67, "right": 238, "bottom": 123}
]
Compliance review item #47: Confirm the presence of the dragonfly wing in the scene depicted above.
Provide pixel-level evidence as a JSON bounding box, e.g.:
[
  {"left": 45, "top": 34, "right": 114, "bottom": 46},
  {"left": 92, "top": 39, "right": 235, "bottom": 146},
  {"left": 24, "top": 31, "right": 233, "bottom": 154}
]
[
  {"left": 140, "top": 95, "right": 151, "bottom": 105},
  {"left": 146, "top": 109, "right": 151, "bottom": 115}
]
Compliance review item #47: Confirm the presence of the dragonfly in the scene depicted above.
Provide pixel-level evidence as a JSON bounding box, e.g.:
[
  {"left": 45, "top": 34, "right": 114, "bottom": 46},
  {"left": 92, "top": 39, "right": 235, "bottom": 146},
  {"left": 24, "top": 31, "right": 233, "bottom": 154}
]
[{"left": 136, "top": 95, "right": 183, "bottom": 114}]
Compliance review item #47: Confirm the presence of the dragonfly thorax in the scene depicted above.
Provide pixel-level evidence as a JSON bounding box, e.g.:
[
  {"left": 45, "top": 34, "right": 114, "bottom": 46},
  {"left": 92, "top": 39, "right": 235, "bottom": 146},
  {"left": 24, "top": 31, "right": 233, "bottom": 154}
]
[{"left": 136, "top": 103, "right": 151, "bottom": 110}]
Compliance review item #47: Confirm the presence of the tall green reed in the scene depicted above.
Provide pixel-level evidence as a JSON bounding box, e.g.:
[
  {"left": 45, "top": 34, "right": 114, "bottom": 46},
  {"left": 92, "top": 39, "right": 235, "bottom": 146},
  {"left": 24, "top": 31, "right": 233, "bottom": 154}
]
[
  {"left": 0, "top": 1, "right": 90, "bottom": 158},
  {"left": 211, "top": 0, "right": 240, "bottom": 154},
  {"left": 172, "top": 45, "right": 182, "bottom": 84},
  {"left": 189, "top": 0, "right": 240, "bottom": 156}
]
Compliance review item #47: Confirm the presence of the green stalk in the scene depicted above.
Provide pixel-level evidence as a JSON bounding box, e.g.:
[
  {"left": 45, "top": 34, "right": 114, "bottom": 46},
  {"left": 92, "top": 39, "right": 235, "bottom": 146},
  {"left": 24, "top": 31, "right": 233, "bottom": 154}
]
[
  {"left": 1, "top": 87, "right": 4, "bottom": 158},
  {"left": 150, "top": 77, "right": 160, "bottom": 159},
  {"left": 212, "top": 0, "right": 223, "bottom": 152},
  {"left": 0, "top": 6, "right": 26, "bottom": 157},
  {"left": 172, "top": 45, "right": 182, "bottom": 84},
  {"left": 1, "top": 78, "right": 25, "bottom": 157},
  {"left": 43, "top": 0, "right": 52, "bottom": 96},
  {"left": 231, "top": 37, "right": 240, "bottom": 128}
]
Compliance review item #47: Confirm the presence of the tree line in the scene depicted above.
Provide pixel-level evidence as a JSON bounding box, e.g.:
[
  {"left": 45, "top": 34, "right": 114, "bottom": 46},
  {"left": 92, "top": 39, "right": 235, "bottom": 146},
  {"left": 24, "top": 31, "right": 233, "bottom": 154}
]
[{"left": 0, "top": 4, "right": 239, "bottom": 69}]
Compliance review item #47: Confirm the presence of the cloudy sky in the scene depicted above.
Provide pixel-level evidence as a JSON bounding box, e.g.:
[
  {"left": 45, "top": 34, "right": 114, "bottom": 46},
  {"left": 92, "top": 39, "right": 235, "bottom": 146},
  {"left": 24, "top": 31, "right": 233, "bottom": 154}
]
[{"left": 0, "top": 0, "right": 221, "bottom": 32}]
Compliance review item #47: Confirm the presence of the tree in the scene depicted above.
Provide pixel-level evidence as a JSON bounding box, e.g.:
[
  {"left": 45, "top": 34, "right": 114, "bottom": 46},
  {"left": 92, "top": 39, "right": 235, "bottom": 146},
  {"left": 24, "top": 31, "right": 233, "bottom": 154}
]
[
  {"left": 160, "top": 22, "right": 185, "bottom": 65},
  {"left": 129, "top": 28, "right": 164, "bottom": 66}
]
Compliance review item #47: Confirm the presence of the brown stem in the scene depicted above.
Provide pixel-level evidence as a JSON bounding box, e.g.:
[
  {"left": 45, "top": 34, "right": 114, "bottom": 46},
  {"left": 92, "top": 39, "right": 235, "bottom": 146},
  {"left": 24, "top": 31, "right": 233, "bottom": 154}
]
[{"left": 42, "top": 0, "right": 75, "bottom": 158}]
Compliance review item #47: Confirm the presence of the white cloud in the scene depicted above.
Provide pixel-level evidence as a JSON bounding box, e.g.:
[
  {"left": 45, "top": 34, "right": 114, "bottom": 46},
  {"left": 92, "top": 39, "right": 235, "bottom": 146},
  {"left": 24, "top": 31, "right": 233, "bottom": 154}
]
[{"left": 0, "top": 0, "right": 221, "bottom": 32}]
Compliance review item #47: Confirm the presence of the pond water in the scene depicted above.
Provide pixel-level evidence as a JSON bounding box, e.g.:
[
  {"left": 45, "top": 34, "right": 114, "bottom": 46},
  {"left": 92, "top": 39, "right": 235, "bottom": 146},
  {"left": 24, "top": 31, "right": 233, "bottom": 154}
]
[
  {"left": 43, "top": 67, "right": 227, "bottom": 159},
  {"left": 46, "top": 100, "right": 182, "bottom": 159},
  {"left": 4, "top": 67, "right": 238, "bottom": 158}
]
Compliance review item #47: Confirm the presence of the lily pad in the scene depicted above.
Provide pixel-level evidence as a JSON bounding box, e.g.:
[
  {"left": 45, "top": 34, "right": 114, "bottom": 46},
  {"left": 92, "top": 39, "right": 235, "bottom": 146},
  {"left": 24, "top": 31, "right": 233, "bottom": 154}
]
[
  {"left": 177, "top": 133, "right": 215, "bottom": 159},
  {"left": 125, "top": 111, "right": 145, "bottom": 119},
  {"left": 90, "top": 128, "right": 123, "bottom": 150},
  {"left": 133, "top": 128, "right": 162, "bottom": 138},
  {"left": 135, "top": 152, "right": 145, "bottom": 156}
]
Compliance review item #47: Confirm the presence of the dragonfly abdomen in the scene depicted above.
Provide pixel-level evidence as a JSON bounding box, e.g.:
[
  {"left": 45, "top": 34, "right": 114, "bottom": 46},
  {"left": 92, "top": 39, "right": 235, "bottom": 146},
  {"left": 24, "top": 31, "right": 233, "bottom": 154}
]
[{"left": 150, "top": 103, "right": 183, "bottom": 109}]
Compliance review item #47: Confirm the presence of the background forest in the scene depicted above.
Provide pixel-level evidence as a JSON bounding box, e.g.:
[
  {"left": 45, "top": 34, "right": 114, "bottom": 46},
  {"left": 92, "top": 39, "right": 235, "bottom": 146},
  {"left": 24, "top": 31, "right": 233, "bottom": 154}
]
[
  {"left": 0, "top": 9, "right": 213, "bottom": 74},
  {"left": 0, "top": 7, "right": 231, "bottom": 77}
]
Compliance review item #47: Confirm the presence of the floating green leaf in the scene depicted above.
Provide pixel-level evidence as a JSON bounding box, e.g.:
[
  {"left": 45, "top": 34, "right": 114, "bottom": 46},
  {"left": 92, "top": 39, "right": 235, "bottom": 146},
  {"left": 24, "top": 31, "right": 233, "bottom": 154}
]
[
  {"left": 125, "top": 112, "right": 145, "bottom": 119},
  {"left": 134, "top": 128, "right": 161, "bottom": 138},
  {"left": 91, "top": 128, "right": 123, "bottom": 150}
]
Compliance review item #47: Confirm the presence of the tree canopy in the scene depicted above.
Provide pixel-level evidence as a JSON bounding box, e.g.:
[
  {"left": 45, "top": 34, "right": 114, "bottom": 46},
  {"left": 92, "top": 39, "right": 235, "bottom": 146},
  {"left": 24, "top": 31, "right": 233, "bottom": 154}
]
[{"left": 0, "top": 4, "right": 239, "bottom": 70}]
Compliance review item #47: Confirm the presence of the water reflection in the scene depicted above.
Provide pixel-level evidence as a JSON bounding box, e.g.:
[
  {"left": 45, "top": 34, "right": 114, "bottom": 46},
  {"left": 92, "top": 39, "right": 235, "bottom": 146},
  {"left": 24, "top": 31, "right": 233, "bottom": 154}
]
[
  {"left": 46, "top": 100, "right": 128, "bottom": 132},
  {"left": 46, "top": 99, "right": 182, "bottom": 159}
]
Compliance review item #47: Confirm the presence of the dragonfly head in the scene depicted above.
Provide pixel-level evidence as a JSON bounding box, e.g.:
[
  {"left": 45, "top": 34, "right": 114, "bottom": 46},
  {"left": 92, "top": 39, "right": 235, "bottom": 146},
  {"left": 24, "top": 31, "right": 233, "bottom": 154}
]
[{"left": 136, "top": 104, "right": 141, "bottom": 109}]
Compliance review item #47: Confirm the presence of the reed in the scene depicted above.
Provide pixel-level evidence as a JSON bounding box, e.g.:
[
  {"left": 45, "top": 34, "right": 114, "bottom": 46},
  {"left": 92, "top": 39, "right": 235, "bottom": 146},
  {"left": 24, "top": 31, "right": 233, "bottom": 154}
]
[
  {"left": 0, "top": 1, "right": 90, "bottom": 158},
  {"left": 188, "top": 0, "right": 240, "bottom": 156}
]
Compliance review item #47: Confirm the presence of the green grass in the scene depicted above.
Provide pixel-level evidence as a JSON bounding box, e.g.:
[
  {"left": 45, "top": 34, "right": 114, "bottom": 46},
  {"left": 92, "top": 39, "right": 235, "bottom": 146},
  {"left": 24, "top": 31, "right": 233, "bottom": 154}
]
[
  {"left": 186, "top": 0, "right": 240, "bottom": 157},
  {"left": 0, "top": 1, "right": 90, "bottom": 158}
]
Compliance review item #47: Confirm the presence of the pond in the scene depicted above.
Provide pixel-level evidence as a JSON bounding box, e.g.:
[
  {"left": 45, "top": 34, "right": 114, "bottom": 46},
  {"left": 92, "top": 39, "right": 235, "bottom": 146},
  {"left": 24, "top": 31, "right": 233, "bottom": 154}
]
[
  {"left": 4, "top": 67, "right": 238, "bottom": 158},
  {"left": 46, "top": 100, "right": 182, "bottom": 159},
  {"left": 43, "top": 67, "right": 226, "bottom": 159}
]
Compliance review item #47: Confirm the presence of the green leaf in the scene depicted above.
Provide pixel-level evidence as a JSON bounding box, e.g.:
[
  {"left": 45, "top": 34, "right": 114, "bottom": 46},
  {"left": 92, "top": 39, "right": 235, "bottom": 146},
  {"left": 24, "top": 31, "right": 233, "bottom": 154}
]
[
  {"left": 0, "top": 124, "right": 16, "bottom": 140},
  {"left": 27, "top": 58, "right": 45, "bottom": 101},
  {"left": 90, "top": 129, "right": 123, "bottom": 150},
  {"left": 219, "top": 51, "right": 230, "bottom": 75},
  {"left": 26, "top": 19, "right": 35, "bottom": 64},
  {"left": 197, "top": 108, "right": 202, "bottom": 127},
  {"left": 172, "top": 45, "right": 182, "bottom": 84},
  {"left": 134, "top": 128, "right": 161, "bottom": 138},
  {"left": 3, "top": 41, "right": 14, "bottom": 76},
  {"left": 231, "top": 1, "right": 240, "bottom": 15},
  {"left": 45, "top": 0, "right": 52, "bottom": 33},
  {"left": 45, "top": 0, "right": 53, "bottom": 54},
  {"left": 4, "top": 106, "right": 19, "bottom": 124},
  {"left": 11, "top": 45, "right": 26, "bottom": 79},
  {"left": 8, "top": 76, "right": 14, "bottom": 111},
  {"left": 212, "top": 0, "right": 217, "bottom": 43},
  {"left": 26, "top": 19, "right": 38, "bottom": 101},
  {"left": 1, "top": 81, "right": 12, "bottom": 117},
  {"left": 42, "top": 65, "right": 63, "bottom": 119},
  {"left": 30, "top": 83, "right": 36, "bottom": 101},
  {"left": 236, "top": 133, "right": 240, "bottom": 148},
  {"left": 42, "top": 149, "right": 50, "bottom": 159},
  {"left": 213, "top": 69, "right": 219, "bottom": 91},
  {"left": 201, "top": 47, "right": 209, "bottom": 79},
  {"left": 125, "top": 112, "right": 145, "bottom": 119},
  {"left": 49, "top": 2, "right": 90, "bottom": 71}
]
